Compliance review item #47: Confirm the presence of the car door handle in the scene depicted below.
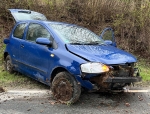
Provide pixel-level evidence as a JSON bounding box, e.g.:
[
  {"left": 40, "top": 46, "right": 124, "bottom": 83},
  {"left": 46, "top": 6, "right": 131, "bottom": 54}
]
[{"left": 20, "top": 44, "right": 24, "bottom": 48}]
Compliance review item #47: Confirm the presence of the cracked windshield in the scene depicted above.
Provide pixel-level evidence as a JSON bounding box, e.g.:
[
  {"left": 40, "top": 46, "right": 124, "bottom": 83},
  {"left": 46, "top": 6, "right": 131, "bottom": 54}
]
[{"left": 49, "top": 24, "right": 105, "bottom": 45}]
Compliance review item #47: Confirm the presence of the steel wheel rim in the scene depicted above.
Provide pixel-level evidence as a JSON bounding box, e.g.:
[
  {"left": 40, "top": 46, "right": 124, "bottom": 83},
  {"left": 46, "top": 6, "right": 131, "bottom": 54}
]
[{"left": 53, "top": 79, "right": 73, "bottom": 102}]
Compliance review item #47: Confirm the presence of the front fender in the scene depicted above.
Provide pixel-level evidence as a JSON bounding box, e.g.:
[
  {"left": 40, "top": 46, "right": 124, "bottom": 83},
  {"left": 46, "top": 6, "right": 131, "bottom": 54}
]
[
  {"left": 52, "top": 50, "right": 87, "bottom": 75},
  {"left": 75, "top": 75, "right": 93, "bottom": 90}
]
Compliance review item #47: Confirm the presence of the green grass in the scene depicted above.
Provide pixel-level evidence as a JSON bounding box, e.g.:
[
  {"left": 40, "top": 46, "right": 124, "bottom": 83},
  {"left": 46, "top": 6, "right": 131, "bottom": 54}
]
[
  {"left": 0, "top": 66, "right": 26, "bottom": 83},
  {"left": 0, "top": 66, "right": 48, "bottom": 89},
  {"left": 0, "top": 41, "right": 5, "bottom": 65},
  {"left": 137, "top": 59, "right": 150, "bottom": 81}
]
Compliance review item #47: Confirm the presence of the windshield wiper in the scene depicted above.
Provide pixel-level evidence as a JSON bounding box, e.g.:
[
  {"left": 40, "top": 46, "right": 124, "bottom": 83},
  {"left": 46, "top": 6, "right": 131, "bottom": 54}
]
[
  {"left": 85, "top": 41, "right": 101, "bottom": 45},
  {"left": 70, "top": 41, "right": 105, "bottom": 45},
  {"left": 69, "top": 43, "right": 85, "bottom": 45},
  {"left": 86, "top": 42, "right": 106, "bottom": 45}
]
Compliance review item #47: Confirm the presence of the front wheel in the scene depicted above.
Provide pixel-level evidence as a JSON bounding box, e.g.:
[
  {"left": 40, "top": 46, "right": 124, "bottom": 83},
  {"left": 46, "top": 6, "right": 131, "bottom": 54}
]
[
  {"left": 51, "top": 71, "right": 81, "bottom": 104},
  {"left": 4, "top": 55, "right": 14, "bottom": 73}
]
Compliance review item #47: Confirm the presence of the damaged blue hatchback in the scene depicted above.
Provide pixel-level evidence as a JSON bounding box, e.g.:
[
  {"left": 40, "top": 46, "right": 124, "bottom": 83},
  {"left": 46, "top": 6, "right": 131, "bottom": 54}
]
[{"left": 4, "top": 9, "right": 142, "bottom": 103}]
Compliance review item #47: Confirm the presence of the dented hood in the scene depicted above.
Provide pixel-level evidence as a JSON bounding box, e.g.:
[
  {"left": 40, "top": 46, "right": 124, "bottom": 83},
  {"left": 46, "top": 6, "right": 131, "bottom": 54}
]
[{"left": 66, "top": 44, "right": 137, "bottom": 65}]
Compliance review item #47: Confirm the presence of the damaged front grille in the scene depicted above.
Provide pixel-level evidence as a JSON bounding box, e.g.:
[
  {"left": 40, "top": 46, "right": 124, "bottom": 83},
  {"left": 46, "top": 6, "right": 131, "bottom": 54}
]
[{"left": 110, "top": 63, "right": 134, "bottom": 77}]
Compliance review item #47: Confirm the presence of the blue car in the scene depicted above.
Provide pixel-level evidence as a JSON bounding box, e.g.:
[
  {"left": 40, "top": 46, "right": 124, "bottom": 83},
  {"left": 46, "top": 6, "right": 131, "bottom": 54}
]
[{"left": 4, "top": 9, "right": 141, "bottom": 104}]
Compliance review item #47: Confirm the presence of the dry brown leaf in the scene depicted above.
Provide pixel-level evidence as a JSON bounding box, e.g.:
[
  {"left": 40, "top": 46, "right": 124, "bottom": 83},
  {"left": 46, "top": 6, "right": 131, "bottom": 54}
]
[{"left": 125, "top": 103, "right": 130, "bottom": 107}]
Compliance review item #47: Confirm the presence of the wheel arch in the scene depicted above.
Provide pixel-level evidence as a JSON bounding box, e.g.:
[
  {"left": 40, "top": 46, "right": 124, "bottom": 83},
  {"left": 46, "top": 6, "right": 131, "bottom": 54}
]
[
  {"left": 50, "top": 67, "right": 68, "bottom": 83},
  {"left": 50, "top": 66, "right": 80, "bottom": 83},
  {"left": 4, "top": 52, "right": 9, "bottom": 60}
]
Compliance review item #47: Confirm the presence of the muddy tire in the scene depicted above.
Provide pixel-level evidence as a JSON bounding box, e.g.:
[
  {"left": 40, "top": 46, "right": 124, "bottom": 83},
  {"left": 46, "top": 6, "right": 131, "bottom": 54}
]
[
  {"left": 51, "top": 71, "right": 81, "bottom": 104},
  {"left": 4, "top": 55, "right": 14, "bottom": 73}
]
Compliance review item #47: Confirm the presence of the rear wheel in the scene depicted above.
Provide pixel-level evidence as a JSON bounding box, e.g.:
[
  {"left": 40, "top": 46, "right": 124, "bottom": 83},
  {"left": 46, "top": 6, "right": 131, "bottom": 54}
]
[
  {"left": 4, "top": 55, "right": 14, "bottom": 73},
  {"left": 51, "top": 71, "right": 81, "bottom": 104}
]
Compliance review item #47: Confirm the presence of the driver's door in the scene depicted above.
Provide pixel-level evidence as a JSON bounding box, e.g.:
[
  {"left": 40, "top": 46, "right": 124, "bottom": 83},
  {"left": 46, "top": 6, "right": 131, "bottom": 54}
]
[
  {"left": 100, "top": 27, "right": 116, "bottom": 47},
  {"left": 18, "top": 23, "right": 52, "bottom": 82}
]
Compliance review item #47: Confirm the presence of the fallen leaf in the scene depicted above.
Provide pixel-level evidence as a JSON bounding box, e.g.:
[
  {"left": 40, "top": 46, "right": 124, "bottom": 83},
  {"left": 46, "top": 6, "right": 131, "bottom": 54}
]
[
  {"left": 40, "top": 110, "right": 44, "bottom": 113},
  {"left": 125, "top": 103, "right": 130, "bottom": 107},
  {"left": 24, "top": 96, "right": 27, "bottom": 98},
  {"left": 138, "top": 96, "right": 140, "bottom": 98},
  {"left": 49, "top": 101, "right": 56, "bottom": 105},
  {"left": 3, "top": 100, "right": 7, "bottom": 102},
  {"left": 138, "top": 96, "right": 143, "bottom": 101},
  {"left": 27, "top": 109, "right": 31, "bottom": 111},
  {"left": 139, "top": 98, "right": 143, "bottom": 101}
]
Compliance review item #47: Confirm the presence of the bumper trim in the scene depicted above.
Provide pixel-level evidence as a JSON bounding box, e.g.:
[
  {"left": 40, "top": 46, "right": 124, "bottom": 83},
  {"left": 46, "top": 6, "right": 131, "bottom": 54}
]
[{"left": 104, "top": 76, "right": 142, "bottom": 83}]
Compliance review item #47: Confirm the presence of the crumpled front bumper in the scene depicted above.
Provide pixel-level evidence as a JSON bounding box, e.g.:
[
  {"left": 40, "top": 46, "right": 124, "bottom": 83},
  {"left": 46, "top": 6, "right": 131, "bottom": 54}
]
[
  {"left": 104, "top": 76, "right": 142, "bottom": 83},
  {"left": 75, "top": 68, "right": 142, "bottom": 90}
]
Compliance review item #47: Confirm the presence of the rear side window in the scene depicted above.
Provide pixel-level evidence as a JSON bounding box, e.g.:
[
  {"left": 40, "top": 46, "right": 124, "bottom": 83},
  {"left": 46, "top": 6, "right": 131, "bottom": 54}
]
[{"left": 13, "top": 23, "right": 27, "bottom": 39}]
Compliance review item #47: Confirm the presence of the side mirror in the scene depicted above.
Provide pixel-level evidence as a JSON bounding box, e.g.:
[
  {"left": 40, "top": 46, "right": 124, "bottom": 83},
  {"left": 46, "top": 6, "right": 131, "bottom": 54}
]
[
  {"left": 36, "top": 37, "right": 52, "bottom": 45},
  {"left": 104, "top": 40, "right": 113, "bottom": 45},
  {"left": 100, "top": 27, "right": 117, "bottom": 47},
  {"left": 3, "top": 38, "right": 10, "bottom": 44},
  {"left": 104, "top": 40, "right": 117, "bottom": 47}
]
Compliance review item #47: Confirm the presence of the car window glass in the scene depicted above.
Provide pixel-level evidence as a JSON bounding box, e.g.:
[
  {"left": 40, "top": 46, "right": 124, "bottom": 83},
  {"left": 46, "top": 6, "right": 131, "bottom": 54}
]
[
  {"left": 26, "top": 23, "right": 51, "bottom": 42},
  {"left": 49, "top": 23, "right": 105, "bottom": 45},
  {"left": 13, "top": 23, "right": 27, "bottom": 39},
  {"left": 102, "top": 30, "right": 113, "bottom": 41},
  {"left": 10, "top": 11, "right": 47, "bottom": 22}
]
